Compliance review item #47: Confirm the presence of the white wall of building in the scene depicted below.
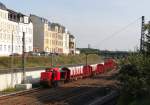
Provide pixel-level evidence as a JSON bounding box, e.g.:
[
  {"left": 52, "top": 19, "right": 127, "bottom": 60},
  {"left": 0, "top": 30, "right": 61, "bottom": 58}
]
[
  {"left": 0, "top": 8, "right": 33, "bottom": 56},
  {"left": 19, "top": 22, "right": 33, "bottom": 53},
  {"left": 75, "top": 49, "right": 80, "bottom": 55},
  {"left": 63, "top": 30, "right": 69, "bottom": 55},
  {"left": 0, "top": 9, "right": 18, "bottom": 56}
]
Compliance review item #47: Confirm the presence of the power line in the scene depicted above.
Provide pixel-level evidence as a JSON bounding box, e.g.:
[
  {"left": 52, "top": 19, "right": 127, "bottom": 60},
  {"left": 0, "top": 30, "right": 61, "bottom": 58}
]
[{"left": 93, "top": 17, "right": 142, "bottom": 48}]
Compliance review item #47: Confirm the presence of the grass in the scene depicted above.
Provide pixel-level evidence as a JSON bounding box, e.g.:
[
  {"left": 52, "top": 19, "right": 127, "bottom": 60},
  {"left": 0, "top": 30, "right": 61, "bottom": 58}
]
[
  {"left": 0, "top": 54, "right": 102, "bottom": 69},
  {"left": 2, "top": 87, "right": 17, "bottom": 93},
  {"left": 1, "top": 83, "right": 41, "bottom": 94}
]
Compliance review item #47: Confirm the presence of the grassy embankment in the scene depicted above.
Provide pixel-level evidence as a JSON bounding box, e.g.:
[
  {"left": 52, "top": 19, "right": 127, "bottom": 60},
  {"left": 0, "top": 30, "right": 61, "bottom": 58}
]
[{"left": 0, "top": 54, "right": 102, "bottom": 69}]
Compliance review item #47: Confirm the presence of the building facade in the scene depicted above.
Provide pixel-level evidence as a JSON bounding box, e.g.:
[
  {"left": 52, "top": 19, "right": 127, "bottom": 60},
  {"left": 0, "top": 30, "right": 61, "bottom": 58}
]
[
  {"left": 30, "top": 15, "right": 64, "bottom": 54},
  {"left": 69, "top": 35, "right": 76, "bottom": 54},
  {"left": 63, "top": 29, "right": 69, "bottom": 55},
  {"left": 50, "top": 23, "right": 64, "bottom": 54},
  {"left": 0, "top": 5, "right": 15, "bottom": 56},
  {"left": 0, "top": 2, "right": 77, "bottom": 56},
  {"left": 0, "top": 2, "right": 33, "bottom": 56}
]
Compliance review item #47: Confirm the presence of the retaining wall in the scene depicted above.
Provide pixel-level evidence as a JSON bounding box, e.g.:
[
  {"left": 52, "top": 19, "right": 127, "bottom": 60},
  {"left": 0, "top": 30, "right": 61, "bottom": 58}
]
[{"left": 0, "top": 69, "right": 45, "bottom": 91}]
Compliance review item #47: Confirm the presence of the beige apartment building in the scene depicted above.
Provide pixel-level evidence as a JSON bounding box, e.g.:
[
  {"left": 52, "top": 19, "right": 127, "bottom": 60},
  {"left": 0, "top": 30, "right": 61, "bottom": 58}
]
[
  {"left": 50, "top": 23, "right": 64, "bottom": 53},
  {"left": 30, "top": 15, "right": 64, "bottom": 54}
]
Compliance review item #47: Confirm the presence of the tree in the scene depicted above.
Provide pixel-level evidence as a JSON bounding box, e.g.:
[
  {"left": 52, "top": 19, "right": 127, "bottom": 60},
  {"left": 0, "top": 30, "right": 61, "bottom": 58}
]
[{"left": 144, "top": 23, "right": 150, "bottom": 55}]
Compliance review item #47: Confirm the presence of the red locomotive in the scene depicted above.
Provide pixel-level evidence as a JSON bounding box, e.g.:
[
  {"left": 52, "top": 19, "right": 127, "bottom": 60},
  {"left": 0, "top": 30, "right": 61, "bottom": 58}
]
[{"left": 40, "top": 58, "right": 117, "bottom": 87}]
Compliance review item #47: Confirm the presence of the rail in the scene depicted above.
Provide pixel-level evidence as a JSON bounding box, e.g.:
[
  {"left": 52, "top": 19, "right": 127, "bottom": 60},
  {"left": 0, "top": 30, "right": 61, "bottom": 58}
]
[
  {"left": 89, "top": 90, "right": 119, "bottom": 105},
  {"left": 0, "top": 87, "right": 42, "bottom": 100}
]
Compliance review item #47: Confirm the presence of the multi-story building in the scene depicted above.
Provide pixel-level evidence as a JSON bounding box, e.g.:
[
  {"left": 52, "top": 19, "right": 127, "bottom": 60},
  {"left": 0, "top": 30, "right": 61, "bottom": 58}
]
[
  {"left": 0, "top": 2, "right": 33, "bottom": 56},
  {"left": 50, "top": 23, "right": 64, "bottom": 54},
  {"left": 69, "top": 34, "right": 76, "bottom": 54},
  {"left": 30, "top": 15, "right": 64, "bottom": 54},
  {"left": 63, "top": 29, "right": 69, "bottom": 55},
  {"left": 8, "top": 9, "right": 33, "bottom": 54}
]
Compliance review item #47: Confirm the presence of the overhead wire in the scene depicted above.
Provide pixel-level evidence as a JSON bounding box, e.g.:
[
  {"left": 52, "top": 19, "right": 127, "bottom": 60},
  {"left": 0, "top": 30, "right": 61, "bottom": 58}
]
[{"left": 93, "top": 17, "right": 142, "bottom": 48}]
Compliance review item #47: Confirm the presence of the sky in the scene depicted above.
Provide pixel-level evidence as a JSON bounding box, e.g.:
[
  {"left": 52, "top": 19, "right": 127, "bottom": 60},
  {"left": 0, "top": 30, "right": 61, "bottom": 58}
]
[{"left": 1, "top": 0, "right": 150, "bottom": 51}]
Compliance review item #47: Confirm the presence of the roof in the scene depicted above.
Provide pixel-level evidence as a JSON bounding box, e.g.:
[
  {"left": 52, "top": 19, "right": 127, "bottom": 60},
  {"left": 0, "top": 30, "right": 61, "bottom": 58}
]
[
  {"left": 69, "top": 34, "right": 75, "bottom": 38},
  {"left": 0, "top": 2, "right": 7, "bottom": 10}
]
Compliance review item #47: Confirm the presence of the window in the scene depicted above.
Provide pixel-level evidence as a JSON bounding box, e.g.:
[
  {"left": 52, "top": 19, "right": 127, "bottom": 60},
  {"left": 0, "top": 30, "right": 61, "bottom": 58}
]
[
  {"left": 8, "top": 45, "right": 11, "bottom": 52},
  {"left": 0, "top": 45, "right": 2, "bottom": 51},
  {"left": 14, "top": 15, "right": 16, "bottom": 20},
  {"left": 18, "top": 46, "right": 20, "bottom": 52},
  {"left": 29, "top": 38, "right": 32, "bottom": 43},
  {"left": 46, "top": 39, "right": 49, "bottom": 44},
  {"left": 0, "top": 33, "right": 2, "bottom": 39},
  {"left": 15, "top": 46, "right": 18, "bottom": 52},
  {"left": 7, "top": 34, "right": 10, "bottom": 40},
  {"left": 4, "top": 45, "right": 6, "bottom": 51},
  {"left": 29, "top": 46, "right": 32, "bottom": 51}
]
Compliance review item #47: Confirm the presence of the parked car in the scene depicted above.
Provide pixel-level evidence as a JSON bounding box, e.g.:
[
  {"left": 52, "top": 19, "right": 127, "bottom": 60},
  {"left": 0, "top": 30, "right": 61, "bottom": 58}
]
[
  {"left": 28, "top": 51, "right": 41, "bottom": 56},
  {"left": 9, "top": 53, "right": 21, "bottom": 56},
  {"left": 40, "top": 51, "right": 49, "bottom": 56}
]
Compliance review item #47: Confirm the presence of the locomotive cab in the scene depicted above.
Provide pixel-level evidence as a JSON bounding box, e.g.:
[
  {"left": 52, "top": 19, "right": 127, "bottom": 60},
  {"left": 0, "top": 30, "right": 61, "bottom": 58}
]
[
  {"left": 40, "top": 67, "right": 60, "bottom": 87},
  {"left": 60, "top": 67, "right": 70, "bottom": 82}
]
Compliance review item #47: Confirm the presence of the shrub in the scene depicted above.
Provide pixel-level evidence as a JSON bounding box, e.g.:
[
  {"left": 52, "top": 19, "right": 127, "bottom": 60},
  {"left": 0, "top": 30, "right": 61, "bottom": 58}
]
[{"left": 117, "top": 54, "right": 150, "bottom": 105}]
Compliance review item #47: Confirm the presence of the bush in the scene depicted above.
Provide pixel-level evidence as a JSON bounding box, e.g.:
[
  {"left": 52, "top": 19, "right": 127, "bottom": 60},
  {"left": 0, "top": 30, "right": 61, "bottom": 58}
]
[{"left": 117, "top": 54, "right": 150, "bottom": 105}]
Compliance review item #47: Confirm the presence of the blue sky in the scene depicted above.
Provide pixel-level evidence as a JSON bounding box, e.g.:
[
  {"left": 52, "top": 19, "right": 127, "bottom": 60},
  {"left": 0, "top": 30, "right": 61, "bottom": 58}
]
[{"left": 1, "top": 0, "right": 150, "bottom": 51}]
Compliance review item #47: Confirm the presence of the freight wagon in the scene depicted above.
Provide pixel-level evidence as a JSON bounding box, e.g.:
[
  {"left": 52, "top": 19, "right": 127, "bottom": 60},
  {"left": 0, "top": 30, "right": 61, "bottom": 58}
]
[{"left": 40, "top": 58, "right": 117, "bottom": 87}]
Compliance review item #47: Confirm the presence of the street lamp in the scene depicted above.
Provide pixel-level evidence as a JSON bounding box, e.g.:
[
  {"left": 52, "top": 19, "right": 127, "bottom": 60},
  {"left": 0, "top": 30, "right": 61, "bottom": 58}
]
[
  {"left": 51, "top": 53, "right": 53, "bottom": 67},
  {"left": 22, "top": 32, "right": 26, "bottom": 84},
  {"left": 85, "top": 44, "right": 90, "bottom": 66},
  {"left": 85, "top": 53, "right": 88, "bottom": 66},
  {"left": 10, "top": 30, "right": 14, "bottom": 87},
  {"left": 11, "top": 30, "right": 14, "bottom": 68}
]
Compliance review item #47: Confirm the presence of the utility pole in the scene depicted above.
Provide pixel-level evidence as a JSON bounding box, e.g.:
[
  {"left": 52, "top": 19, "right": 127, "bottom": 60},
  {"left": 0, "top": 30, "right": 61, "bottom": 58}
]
[
  {"left": 85, "top": 44, "right": 90, "bottom": 66},
  {"left": 11, "top": 31, "right": 14, "bottom": 68},
  {"left": 51, "top": 53, "right": 53, "bottom": 67},
  {"left": 22, "top": 32, "right": 26, "bottom": 84},
  {"left": 85, "top": 53, "right": 88, "bottom": 66},
  {"left": 11, "top": 31, "right": 14, "bottom": 87},
  {"left": 88, "top": 44, "right": 90, "bottom": 49},
  {"left": 140, "top": 16, "right": 145, "bottom": 52}
]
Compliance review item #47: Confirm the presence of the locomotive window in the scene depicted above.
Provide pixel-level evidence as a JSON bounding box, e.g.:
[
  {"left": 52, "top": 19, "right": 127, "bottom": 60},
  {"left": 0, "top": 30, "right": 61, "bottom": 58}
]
[{"left": 61, "top": 72, "right": 65, "bottom": 79}]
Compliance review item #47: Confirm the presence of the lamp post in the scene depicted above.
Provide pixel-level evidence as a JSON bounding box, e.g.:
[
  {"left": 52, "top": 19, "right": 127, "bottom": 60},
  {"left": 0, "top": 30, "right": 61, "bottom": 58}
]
[
  {"left": 51, "top": 53, "right": 53, "bottom": 67},
  {"left": 11, "top": 30, "right": 14, "bottom": 67},
  {"left": 10, "top": 30, "right": 14, "bottom": 87},
  {"left": 85, "top": 44, "right": 90, "bottom": 66},
  {"left": 85, "top": 53, "right": 88, "bottom": 66},
  {"left": 22, "top": 32, "right": 26, "bottom": 84}
]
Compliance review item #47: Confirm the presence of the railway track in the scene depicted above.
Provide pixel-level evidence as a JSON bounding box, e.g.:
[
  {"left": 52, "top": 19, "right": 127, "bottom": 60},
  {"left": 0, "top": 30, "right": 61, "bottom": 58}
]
[
  {"left": 89, "top": 90, "right": 119, "bottom": 105},
  {"left": 63, "top": 87, "right": 108, "bottom": 105},
  {"left": 0, "top": 86, "right": 117, "bottom": 105},
  {"left": 0, "top": 87, "right": 42, "bottom": 101},
  {"left": 0, "top": 70, "right": 119, "bottom": 105},
  {"left": 25, "top": 88, "right": 81, "bottom": 105},
  {"left": 25, "top": 87, "right": 91, "bottom": 105}
]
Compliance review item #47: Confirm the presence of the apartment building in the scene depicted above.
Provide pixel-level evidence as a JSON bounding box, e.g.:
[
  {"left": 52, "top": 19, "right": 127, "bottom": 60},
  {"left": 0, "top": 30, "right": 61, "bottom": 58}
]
[
  {"left": 0, "top": 2, "right": 33, "bottom": 56},
  {"left": 63, "top": 29, "right": 69, "bottom": 55},
  {"left": 50, "top": 23, "right": 64, "bottom": 54},
  {"left": 30, "top": 15, "right": 64, "bottom": 54},
  {"left": 69, "top": 35, "right": 76, "bottom": 54}
]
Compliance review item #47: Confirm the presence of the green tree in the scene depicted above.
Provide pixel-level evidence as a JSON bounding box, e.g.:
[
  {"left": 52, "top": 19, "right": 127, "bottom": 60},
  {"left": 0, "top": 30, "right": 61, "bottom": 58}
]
[
  {"left": 144, "top": 23, "right": 150, "bottom": 55},
  {"left": 117, "top": 54, "right": 150, "bottom": 105}
]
